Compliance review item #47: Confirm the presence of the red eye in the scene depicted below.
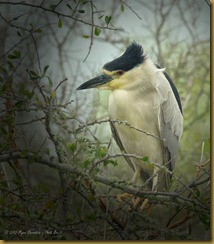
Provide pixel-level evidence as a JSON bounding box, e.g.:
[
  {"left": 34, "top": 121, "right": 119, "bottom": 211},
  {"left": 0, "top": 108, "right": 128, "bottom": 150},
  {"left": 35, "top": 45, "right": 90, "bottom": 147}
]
[{"left": 117, "top": 70, "right": 125, "bottom": 76}]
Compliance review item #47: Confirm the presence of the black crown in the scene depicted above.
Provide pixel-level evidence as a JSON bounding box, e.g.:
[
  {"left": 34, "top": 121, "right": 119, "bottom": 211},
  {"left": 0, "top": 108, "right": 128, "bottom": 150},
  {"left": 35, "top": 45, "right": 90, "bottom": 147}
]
[{"left": 103, "top": 42, "right": 146, "bottom": 72}]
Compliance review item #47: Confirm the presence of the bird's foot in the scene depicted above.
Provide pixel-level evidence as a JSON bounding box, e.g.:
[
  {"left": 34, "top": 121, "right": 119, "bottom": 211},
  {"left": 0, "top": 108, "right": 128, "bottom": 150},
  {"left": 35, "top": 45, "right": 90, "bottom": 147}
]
[
  {"left": 132, "top": 197, "right": 152, "bottom": 212},
  {"left": 116, "top": 193, "right": 132, "bottom": 202},
  {"left": 117, "top": 193, "right": 152, "bottom": 212}
]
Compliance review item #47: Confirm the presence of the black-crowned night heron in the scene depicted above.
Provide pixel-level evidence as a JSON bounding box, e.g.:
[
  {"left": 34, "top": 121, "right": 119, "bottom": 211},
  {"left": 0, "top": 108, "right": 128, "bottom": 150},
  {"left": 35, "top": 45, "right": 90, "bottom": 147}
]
[{"left": 77, "top": 42, "right": 183, "bottom": 192}]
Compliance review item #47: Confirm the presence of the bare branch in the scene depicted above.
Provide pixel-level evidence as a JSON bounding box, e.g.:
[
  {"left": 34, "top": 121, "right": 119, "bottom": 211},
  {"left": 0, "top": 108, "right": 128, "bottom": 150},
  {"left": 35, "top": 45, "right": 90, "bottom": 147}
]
[
  {"left": 120, "top": 0, "right": 142, "bottom": 20},
  {"left": 0, "top": 1, "right": 122, "bottom": 31},
  {"left": 83, "top": 1, "right": 95, "bottom": 62}
]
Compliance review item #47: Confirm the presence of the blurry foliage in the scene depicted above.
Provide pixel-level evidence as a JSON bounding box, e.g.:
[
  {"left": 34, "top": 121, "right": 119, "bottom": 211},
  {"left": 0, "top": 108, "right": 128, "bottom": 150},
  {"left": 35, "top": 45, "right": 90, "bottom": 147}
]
[
  {"left": 170, "top": 41, "right": 210, "bottom": 181},
  {"left": 0, "top": 0, "right": 210, "bottom": 241}
]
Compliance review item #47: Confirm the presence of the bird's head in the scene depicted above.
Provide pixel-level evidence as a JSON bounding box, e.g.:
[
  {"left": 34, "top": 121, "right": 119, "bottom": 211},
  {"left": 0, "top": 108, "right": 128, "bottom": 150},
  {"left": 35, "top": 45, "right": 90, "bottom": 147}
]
[{"left": 77, "top": 42, "right": 150, "bottom": 91}]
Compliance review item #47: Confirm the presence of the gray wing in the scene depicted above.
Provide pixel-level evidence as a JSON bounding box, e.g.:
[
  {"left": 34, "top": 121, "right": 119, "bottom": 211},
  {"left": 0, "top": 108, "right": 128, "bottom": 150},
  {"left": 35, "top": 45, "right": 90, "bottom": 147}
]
[
  {"left": 109, "top": 121, "right": 135, "bottom": 172},
  {"left": 156, "top": 70, "right": 183, "bottom": 172},
  {"left": 159, "top": 101, "right": 183, "bottom": 171}
]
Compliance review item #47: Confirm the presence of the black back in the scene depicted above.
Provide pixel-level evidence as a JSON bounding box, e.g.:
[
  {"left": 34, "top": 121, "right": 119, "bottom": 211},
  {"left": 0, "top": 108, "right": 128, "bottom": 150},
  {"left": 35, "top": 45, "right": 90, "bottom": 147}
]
[{"left": 156, "top": 64, "right": 182, "bottom": 114}]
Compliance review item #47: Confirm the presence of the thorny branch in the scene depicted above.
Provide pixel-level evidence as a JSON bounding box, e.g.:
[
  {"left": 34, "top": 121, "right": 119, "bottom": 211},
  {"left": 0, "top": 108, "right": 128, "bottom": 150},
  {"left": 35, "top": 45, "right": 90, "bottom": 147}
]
[
  {"left": 76, "top": 119, "right": 164, "bottom": 141},
  {"left": 0, "top": 151, "right": 210, "bottom": 213}
]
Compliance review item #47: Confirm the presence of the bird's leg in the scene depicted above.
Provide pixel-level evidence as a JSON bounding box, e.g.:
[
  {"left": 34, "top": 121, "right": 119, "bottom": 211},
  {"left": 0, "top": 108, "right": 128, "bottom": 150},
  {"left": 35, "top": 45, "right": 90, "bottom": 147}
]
[
  {"left": 117, "top": 169, "right": 140, "bottom": 203},
  {"left": 138, "top": 167, "right": 159, "bottom": 211},
  {"left": 151, "top": 166, "right": 159, "bottom": 192},
  {"left": 131, "top": 168, "right": 140, "bottom": 183},
  {"left": 130, "top": 168, "right": 151, "bottom": 211},
  {"left": 139, "top": 198, "right": 151, "bottom": 211},
  {"left": 117, "top": 169, "right": 151, "bottom": 212},
  {"left": 132, "top": 197, "right": 151, "bottom": 211}
]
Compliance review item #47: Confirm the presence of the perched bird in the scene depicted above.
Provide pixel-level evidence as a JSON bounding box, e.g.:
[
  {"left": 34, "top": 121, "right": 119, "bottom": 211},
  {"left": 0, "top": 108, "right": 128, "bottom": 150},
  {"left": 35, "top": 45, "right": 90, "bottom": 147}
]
[{"left": 77, "top": 42, "right": 183, "bottom": 191}]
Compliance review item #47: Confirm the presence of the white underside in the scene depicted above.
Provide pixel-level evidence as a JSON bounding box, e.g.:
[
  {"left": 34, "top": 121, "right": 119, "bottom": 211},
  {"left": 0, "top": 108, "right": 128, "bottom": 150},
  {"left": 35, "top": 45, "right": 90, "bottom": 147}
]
[{"left": 108, "top": 88, "right": 164, "bottom": 188}]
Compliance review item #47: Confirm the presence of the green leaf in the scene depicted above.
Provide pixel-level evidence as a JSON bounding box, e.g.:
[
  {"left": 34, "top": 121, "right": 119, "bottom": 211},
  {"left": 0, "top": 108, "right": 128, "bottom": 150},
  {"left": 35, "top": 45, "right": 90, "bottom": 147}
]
[
  {"left": 0, "top": 64, "right": 7, "bottom": 74},
  {"left": 28, "top": 70, "right": 41, "bottom": 80},
  {"left": 15, "top": 101, "right": 24, "bottom": 109},
  {"left": 84, "top": 159, "right": 91, "bottom": 168},
  {"left": 14, "top": 50, "right": 21, "bottom": 58},
  {"left": 87, "top": 194, "right": 95, "bottom": 201},
  {"left": 0, "top": 127, "right": 7, "bottom": 136},
  {"left": 142, "top": 156, "right": 149, "bottom": 162},
  {"left": 18, "top": 82, "right": 35, "bottom": 98},
  {"left": 0, "top": 196, "right": 5, "bottom": 205},
  {"left": 199, "top": 213, "right": 210, "bottom": 230},
  {"left": 47, "top": 76, "right": 53, "bottom": 87},
  {"left": 50, "top": 4, "right": 57, "bottom": 10},
  {"left": 78, "top": 10, "right": 85, "bottom": 14},
  {"left": 51, "top": 90, "right": 56, "bottom": 99},
  {"left": 98, "top": 15, "right": 104, "bottom": 19},
  {"left": 29, "top": 22, "right": 33, "bottom": 29},
  {"left": 82, "top": 35, "right": 89, "bottom": 38},
  {"left": 35, "top": 28, "right": 42, "bottom": 33},
  {"left": 8, "top": 50, "right": 21, "bottom": 59},
  {"left": 30, "top": 70, "right": 38, "bottom": 76},
  {"left": 194, "top": 187, "right": 200, "bottom": 197},
  {"left": 7, "top": 61, "right": 14, "bottom": 70},
  {"left": 17, "top": 31, "right": 22, "bottom": 37},
  {"left": 0, "top": 83, "right": 7, "bottom": 96},
  {"left": 58, "top": 19, "right": 62, "bottom": 28},
  {"left": 100, "top": 147, "right": 108, "bottom": 157},
  {"left": 121, "top": 3, "right": 124, "bottom": 12},
  {"left": 66, "top": 3, "right": 72, "bottom": 10},
  {"left": 105, "top": 16, "right": 111, "bottom": 26},
  {"left": 103, "top": 159, "right": 117, "bottom": 167},
  {"left": 95, "top": 146, "right": 108, "bottom": 159},
  {"left": 2, "top": 114, "right": 14, "bottom": 127},
  {"left": 43, "top": 65, "right": 49, "bottom": 74},
  {"left": 109, "top": 159, "right": 117, "bottom": 166},
  {"left": 60, "top": 236, "right": 67, "bottom": 240},
  {"left": 41, "top": 184, "right": 50, "bottom": 194},
  {"left": 94, "top": 27, "right": 101, "bottom": 36},
  {"left": 66, "top": 142, "right": 76, "bottom": 153},
  {"left": 44, "top": 147, "right": 50, "bottom": 155},
  {"left": 12, "top": 176, "right": 22, "bottom": 186},
  {"left": 85, "top": 212, "right": 97, "bottom": 221},
  {"left": 20, "top": 150, "right": 27, "bottom": 158},
  {"left": 79, "top": 0, "right": 88, "bottom": 4}
]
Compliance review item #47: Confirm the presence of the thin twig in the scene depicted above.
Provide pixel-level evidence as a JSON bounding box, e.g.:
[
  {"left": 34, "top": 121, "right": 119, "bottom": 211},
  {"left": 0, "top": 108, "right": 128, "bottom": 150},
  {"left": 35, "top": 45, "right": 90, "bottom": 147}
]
[
  {"left": 76, "top": 119, "right": 164, "bottom": 141},
  {"left": 83, "top": 0, "right": 94, "bottom": 62},
  {"left": 54, "top": 77, "right": 68, "bottom": 92},
  {"left": 0, "top": 1, "right": 122, "bottom": 31},
  {"left": 29, "top": 32, "right": 42, "bottom": 73},
  {"left": 120, "top": 0, "right": 142, "bottom": 20},
  {"left": 15, "top": 116, "right": 46, "bottom": 126}
]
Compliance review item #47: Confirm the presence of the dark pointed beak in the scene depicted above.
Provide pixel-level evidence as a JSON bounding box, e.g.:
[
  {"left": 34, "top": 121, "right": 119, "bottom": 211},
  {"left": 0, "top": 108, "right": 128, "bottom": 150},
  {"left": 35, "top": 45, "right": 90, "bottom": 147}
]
[{"left": 76, "top": 74, "right": 112, "bottom": 90}]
